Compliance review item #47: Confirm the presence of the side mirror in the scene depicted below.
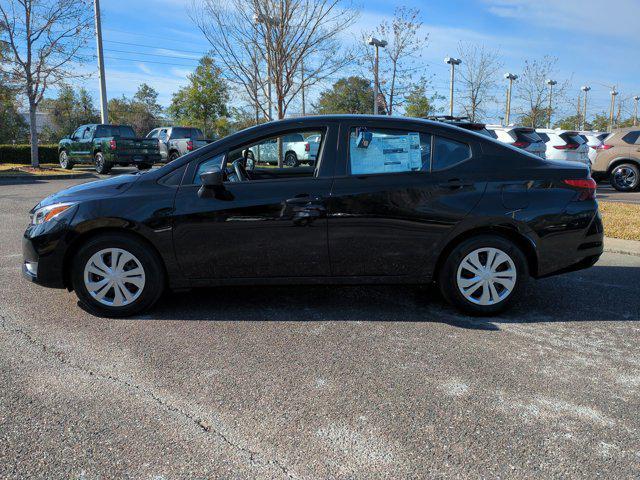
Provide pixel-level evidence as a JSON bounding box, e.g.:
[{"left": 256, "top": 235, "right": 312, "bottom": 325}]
[{"left": 200, "top": 167, "right": 223, "bottom": 187}]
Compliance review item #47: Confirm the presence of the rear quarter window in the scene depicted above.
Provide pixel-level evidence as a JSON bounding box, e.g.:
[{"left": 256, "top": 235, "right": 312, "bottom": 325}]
[
  {"left": 622, "top": 131, "right": 640, "bottom": 144},
  {"left": 432, "top": 136, "right": 471, "bottom": 170}
]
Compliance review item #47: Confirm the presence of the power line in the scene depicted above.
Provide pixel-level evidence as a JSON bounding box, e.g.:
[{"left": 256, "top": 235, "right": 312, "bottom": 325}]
[{"left": 103, "top": 39, "right": 209, "bottom": 56}]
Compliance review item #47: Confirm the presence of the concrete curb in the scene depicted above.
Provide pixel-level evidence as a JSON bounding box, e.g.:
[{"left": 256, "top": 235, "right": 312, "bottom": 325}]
[
  {"left": 604, "top": 237, "right": 640, "bottom": 257},
  {"left": 0, "top": 172, "right": 97, "bottom": 182}
]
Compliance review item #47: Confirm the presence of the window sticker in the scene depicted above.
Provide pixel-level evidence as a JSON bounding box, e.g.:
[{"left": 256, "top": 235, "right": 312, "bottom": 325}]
[{"left": 350, "top": 131, "right": 422, "bottom": 174}]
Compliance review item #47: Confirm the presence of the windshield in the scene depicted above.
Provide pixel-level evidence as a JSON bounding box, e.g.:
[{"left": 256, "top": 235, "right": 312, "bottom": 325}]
[{"left": 95, "top": 125, "right": 136, "bottom": 138}]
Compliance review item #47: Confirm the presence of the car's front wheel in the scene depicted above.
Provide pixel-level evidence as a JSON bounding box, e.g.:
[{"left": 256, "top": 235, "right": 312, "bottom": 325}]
[
  {"left": 168, "top": 151, "right": 180, "bottom": 162},
  {"left": 71, "top": 234, "right": 165, "bottom": 317},
  {"left": 59, "top": 150, "right": 73, "bottom": 170},
  {"left": 438, "top": 235, "right": 528, "bottom": 316},
  {"left": 610, "top": 163, "right": 639, "bottom": 192}
]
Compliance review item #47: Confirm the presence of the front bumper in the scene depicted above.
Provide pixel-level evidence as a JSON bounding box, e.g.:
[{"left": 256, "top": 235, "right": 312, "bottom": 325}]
[{"left": 22, "top": 223, "right": 71, "bottom": 289}]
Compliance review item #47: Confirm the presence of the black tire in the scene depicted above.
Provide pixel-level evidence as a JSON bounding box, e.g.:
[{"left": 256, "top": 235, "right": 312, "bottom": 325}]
[
  {"left": 168, "top": 151, "right": 180, "bottom": 162},
  {"left": 609, "top": 163, "right": 639, "bottom": 192},
  {"left": 137, "top": 163, "right": 152, "bottom": 171},
  {"left": 71, "top": 233, "right": 165, "bottom": 318},
  {"left": 59, "top": 150, "right": 73, "bottom": 170},
  {"left": 438, "top": 235, "right": 528, "bottom": 316},
  {"left": 284, "top": 152, "right": 299, "bottom": 167},
  {"left": 94, "top": 152, "right": 112, "bottom": 175}
]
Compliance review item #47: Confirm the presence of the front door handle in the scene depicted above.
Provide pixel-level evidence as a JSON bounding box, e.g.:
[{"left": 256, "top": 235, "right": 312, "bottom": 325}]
[{"left": 438, "top": 179, "right": 473, "bottom": 190}]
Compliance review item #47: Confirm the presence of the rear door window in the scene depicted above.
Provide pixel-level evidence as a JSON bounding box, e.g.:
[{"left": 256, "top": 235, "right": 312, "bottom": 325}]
[
  {"left": 537, "top": 132, "right": 550, "bottom": 143},
  {"left": 432, "top": 136, "right": 471, "bottom": 170},
  {"left": 622, "top": 131, "right": 640, "bottom": 144},
  {"left": 348, "top": 127, "right": 431, "bottom": 174}
]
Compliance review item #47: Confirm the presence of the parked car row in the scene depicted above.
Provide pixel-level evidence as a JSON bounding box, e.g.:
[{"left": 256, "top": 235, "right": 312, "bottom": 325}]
[
  {"left": 58, "top": 124, "right": 212, "bottom": 174},
  {"left": 429, "top": 116, "right": 640, "bottom": 192}
]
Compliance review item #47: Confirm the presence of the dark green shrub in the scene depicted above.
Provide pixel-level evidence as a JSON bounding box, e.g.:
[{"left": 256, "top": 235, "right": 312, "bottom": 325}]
[{"left": 0, "top": 144, "right": 59, "bottom": 165}]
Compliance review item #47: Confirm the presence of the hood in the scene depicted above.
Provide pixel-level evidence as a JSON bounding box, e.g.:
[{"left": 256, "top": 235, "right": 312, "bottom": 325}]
[{"left": 33, "top": 173, "right": 142, "bottom": 210}]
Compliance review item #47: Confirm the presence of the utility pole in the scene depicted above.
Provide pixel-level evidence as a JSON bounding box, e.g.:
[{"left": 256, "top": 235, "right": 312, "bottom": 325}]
[
  {"left": 581, "top": 86, "right": 591, "bottom": 130},
  {"left": 546, "top": 79, "right": 557, "bottom": 128},
  {"left": 575, "top": 93, "right": 582, "bottom": 131},
  {"left": 94, "top": 0, "right": 108, "bottom": 123},
  {"left": 445, "top": 57, "right": 462, "bottom": 117},
  {"left": 609, "top": 89, "right": 618, "bottom": 132},
  {"left": 300, "top": 59, "right": 305, "bottom": 116},
  {"left": 504, "top": 73, "right": 518, "bottom": 126},
  {"left": 368, "top": 37, "right": 387, "bottom": 115},
  {"left": 634, "top": 96, "right": 639, "bottom": 127}
]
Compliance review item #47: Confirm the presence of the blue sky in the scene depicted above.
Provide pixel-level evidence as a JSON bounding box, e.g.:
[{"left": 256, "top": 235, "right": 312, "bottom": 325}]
[{"left": 74, "top": 0, "right": 639, "bottom": 123}]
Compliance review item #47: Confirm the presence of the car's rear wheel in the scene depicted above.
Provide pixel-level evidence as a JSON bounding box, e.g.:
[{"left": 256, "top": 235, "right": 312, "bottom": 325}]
[
  {"left": 284, "top": 152, "right": 299, "bottom": 167},
  {"left": 94, "top": 152, "right": 112, "bottom": 174},
  {"left": 438, "top": 235, "right": 528, "bottom": 316},
  {"left": 71, "top": 234, "right": 165, "bottom": 317},
  {"left": 610, "top": 163, "right": 639, "bottom": 192},
  {"left": 168, "top": 151, "right": 180, "bottom": 162},
  {"left": 59, "top": 150, "right": 73, "bottom": 170}
]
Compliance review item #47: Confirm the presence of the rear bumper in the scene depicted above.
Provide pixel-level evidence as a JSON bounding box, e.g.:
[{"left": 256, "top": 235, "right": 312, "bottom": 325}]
[
  {"left": 534, "top": 204, "right": 604, "bottom": 278},
  {"left": 108, "top": 152, "right": 162, "bottom": 165}
]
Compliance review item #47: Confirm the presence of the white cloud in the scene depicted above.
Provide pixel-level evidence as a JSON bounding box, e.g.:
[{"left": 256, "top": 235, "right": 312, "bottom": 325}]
[{"left": 482, "top": 0, "right": 640, "bottom": 39}]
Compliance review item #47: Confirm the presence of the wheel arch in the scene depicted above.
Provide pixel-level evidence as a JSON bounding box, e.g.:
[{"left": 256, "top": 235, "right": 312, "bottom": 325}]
[
  {"left": 62, "top": 226, "right": 169, "bottom": 291},
  {"left": 607, "top": 158, "right": 640, "bottom": 174},
  {"left": 433, "top": 224, "right": 539, "bottom": 281}
]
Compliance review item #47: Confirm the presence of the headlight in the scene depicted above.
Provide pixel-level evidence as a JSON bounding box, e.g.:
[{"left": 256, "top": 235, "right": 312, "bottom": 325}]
[{"left": 31, "top": 202, "right": 77, "bottom": 225}]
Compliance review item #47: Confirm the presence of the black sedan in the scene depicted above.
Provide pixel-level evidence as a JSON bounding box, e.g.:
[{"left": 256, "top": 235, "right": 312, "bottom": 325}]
[{"left": 22, "top": 115, "right": 603, "bottom": 317}]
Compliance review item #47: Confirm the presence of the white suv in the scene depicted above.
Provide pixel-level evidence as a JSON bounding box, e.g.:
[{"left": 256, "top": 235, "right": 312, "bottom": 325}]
[
  {"left": 579, "top": 131, "right": 609, "bottom": 166},
  {"left": 536, "top": 129, "right": 589, "bottom": 167},
  {"left": 486, "top": 126, "right": 547, "bottom": 159}
]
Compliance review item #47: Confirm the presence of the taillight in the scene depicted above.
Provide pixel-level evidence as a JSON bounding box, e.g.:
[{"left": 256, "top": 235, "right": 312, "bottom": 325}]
[
  {"left": 186, "top": 140, "right": 194, "bottom": 151},
  {"left": 596, "top": 144, "right": 613, "bottom": 150},
  {"left": 554, "top": 143, "right": 580, "bottom": 150},
  {"left": 512, "top": 141, "right": 530, "bottom": 148},
  {"left": 563, "top": 178, "right": 597, "bottom": 200},
  {"left": 109, "top": 139, "right": 116, "bottom": 150},
  {"left": 305, "top": 142, "right": 310, "bottom": 152}
]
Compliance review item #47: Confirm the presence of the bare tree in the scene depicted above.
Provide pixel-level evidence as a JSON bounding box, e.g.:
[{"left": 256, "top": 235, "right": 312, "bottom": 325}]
[
  {"left": 515, "top": 55, "right": 568, "bottom": 128},
  {"left": 359, "top": 7, "right": 428, "bottom": 115},
  {"left": 456, "top": 43, "right": 502, "bottom": 122},
  {"left": 192, "top": 0, "right": 356, "bottom": 128},
  {"left": 0, "top": 0, "right": 91, "bottom": 167}
]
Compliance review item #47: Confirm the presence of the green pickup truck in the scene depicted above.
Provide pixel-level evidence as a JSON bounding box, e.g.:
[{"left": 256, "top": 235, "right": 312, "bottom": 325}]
[{"left": 58, "top": 124, "right": 161, "bottom": 174}]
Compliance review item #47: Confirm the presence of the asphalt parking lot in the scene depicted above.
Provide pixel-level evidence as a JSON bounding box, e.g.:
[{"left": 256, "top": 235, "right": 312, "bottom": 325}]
[
  {"left": 597, "top": 184, "right": 640, "bottom": 205},
  {"left": 1, "top": 177, "right": 639, "bottom": 479}
]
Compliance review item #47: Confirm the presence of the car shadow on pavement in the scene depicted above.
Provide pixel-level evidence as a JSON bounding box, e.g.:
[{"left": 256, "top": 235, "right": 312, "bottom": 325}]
[{"left": 98, "top": 265, "right": 639, "bottom": 331}]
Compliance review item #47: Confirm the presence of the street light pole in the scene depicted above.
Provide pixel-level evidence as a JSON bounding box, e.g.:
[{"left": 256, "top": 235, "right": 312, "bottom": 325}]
[
  {"left": 634, "top": 96, "right": 639, "bottom": 127},
  {"left": 504, "top": 73, "right": 518, "bottom": 126},
  {"left": 609, "top": 89, "right": 618, "bottom": 132},
  {"left": 368, "top": 37, "right": 387, "bottom": 115},
  {"left": 301, "top": 58, "right": 305, "bottom": 116},
  {"left": 445, "top": 57, "right": 462, "bottom": 117},
  {"left": 546, "top": 79, "right": 557, "bottom": 128},
  {"left": 581, "top": 86, "right": 591, "bottom": 130},
  {"left": 93, "top": 0, "right": 108, "bottom": 123}
]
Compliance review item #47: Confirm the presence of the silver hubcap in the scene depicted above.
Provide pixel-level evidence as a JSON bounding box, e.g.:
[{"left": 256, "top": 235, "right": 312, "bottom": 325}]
[
  {"left": 83, "top": 248, "right": 145, "bottom": 307},
  {"left": 60, "top": 152, "right": 67, "bottom": 167},
  {"left": 614, "top": 167, "right": 637, "bottom": 188},
  {"left": 456, "top": 247, "right": 517, "bottom": 306}
]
